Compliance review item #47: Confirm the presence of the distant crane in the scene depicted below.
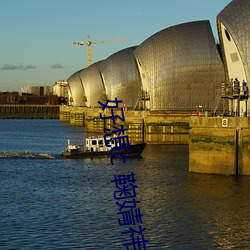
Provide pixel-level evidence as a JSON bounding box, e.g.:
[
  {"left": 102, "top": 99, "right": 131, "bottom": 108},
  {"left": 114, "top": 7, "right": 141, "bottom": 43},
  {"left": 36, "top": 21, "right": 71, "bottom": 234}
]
[{"left": 73, "top": 35, "right": 129, "bottom": 66}]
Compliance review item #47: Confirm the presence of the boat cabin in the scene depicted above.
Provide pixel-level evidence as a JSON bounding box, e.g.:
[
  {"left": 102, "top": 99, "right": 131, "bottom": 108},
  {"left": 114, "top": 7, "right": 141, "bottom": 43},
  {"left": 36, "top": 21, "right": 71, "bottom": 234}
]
[{"left": 85, "top": 135, "right": 119, "bottom": 152}]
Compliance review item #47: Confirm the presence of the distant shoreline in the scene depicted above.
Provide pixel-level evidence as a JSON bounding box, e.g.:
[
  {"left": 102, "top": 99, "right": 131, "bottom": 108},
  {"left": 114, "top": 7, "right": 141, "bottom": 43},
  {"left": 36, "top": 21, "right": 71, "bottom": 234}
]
[{"left": 0, "top": 104, "right": 59, "bottom": 119}]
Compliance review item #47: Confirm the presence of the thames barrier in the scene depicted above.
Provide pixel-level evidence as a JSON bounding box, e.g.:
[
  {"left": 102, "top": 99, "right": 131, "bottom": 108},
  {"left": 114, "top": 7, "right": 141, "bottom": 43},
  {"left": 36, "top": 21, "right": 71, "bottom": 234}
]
[
  {"left": 59, "top": 106, "right": 190, "bottom": 144},
  {"left": 62, "top": 0, "right": 250, "bottom": 175}
]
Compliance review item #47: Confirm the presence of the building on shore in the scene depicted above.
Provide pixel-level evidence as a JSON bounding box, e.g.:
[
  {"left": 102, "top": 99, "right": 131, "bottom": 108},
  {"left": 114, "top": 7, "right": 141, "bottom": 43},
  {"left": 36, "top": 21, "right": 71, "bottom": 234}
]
[
  {"left": 21, "top": 86, "right": 53, "bottom": 96},
  {"left": 20, "top": 85, "right": 56, "bottom": 105},
  {"left": 0, "top": 92, "right": 19, "bottom": 104},
  {"left": 52, "top": 80, "right": 68, "bottom": 98},
  {"left": 19, "top": 81, "right": 68, "bottom": 105}
]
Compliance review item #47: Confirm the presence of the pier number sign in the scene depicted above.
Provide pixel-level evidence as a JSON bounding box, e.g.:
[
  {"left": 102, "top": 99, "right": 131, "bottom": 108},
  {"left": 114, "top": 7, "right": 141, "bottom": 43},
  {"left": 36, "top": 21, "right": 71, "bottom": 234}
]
[{"left": 222, "top": 118, "right": 228, "bottom": 127}]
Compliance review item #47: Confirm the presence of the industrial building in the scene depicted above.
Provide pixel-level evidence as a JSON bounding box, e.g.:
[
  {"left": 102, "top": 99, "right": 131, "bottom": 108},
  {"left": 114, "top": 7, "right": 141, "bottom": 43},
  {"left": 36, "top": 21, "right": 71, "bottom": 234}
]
[
  {"left": 21, "top": 86, "right": 53, "bottom": 96},
  {"left": 52, "top": 80, "right": 68, "bottom": 98},
  {"left": 0, "top": 92, "right": 19, "bottom": 104},
  {"left": 20, "top": 82, "right": 68, "bottom": 105},
  {"left": 67, "top": 0, "right": 249, "bottom": 116}
]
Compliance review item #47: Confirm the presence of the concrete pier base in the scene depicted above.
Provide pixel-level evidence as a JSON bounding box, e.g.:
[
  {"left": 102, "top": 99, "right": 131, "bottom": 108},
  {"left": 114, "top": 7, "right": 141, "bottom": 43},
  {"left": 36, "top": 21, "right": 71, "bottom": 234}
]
[
  {"left": 59, "top": 106, "right": 71, "bottom": 122},
  {"left": 60, "top": 107, "right": 250, "bottom": 175},
  {"left": 59, "top": 106, "right": 190, "bottom": 144},
  {"left": 189, "top": 117, "right": 250, "bottom": 175}
]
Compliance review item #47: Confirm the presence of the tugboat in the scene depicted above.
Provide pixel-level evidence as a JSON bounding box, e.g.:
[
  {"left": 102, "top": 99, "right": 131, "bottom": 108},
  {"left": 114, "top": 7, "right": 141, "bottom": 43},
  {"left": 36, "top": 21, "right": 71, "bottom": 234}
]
[{"left": 61, "top": 135, "right": 147, "bottom": 159}]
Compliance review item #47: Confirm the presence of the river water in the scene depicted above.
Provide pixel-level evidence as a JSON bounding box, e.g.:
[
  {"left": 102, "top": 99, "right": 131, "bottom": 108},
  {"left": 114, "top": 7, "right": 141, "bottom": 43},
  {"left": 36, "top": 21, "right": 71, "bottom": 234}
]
[{"left": 0, "top": 119, "right": 250, "bottom": 249}]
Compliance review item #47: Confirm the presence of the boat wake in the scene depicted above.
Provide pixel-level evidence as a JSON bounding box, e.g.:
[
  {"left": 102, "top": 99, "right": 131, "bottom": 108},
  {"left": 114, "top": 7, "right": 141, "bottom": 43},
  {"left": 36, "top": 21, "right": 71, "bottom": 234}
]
[{"left": 0, "top": 151, "right": 55, "bottom": 159}]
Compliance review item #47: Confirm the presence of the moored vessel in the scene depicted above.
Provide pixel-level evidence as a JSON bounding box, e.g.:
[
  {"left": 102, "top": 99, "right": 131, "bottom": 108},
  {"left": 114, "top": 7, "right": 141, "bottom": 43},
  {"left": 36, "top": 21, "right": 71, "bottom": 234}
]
[{"left": 61, "top": 135, "right": 146, "bottom": 159}]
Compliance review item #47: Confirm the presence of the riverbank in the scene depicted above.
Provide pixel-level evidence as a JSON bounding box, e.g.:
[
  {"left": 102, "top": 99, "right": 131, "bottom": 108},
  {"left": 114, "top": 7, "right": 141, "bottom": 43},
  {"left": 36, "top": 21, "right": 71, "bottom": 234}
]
[{"left": 0, "top": 104, "right": 59, "bottom": 119}]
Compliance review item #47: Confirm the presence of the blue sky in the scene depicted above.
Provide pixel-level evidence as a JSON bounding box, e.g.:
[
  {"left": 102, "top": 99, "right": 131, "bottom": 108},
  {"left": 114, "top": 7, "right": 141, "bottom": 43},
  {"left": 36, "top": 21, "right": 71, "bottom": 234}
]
[{"left": 0, "top": 0, "right": 231, "bottom": 92}]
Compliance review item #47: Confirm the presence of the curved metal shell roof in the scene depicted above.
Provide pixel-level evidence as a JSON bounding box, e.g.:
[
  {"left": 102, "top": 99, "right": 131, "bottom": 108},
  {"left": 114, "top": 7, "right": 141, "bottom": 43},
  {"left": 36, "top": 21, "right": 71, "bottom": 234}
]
[
  {"left": 134, "top": 20, "right": 225, "bottom": 111},
  {"left": 217, "top": 0, "right": 250, "bottom": 83},
  {"left": 99, "top": 46, "right": 141, "bottom": 109},
  {"left": 67, "top": 69, "right": 85, "bottom": 106},
  {"left": 79, "top": 61, "right": 104, "bottom": 108}
]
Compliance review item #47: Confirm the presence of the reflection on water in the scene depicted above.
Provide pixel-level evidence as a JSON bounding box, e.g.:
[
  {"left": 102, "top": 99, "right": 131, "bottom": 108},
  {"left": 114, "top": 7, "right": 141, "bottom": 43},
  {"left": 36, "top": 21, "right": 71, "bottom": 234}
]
[
  {"left": 186, "top": 174, "right": 250, "bottom": 249},
  {"left": 0, "top": 120, "right": 250, "bottom": 249},
  {"left": 136, "top": 145, "right": 250, "bottom": 249}
]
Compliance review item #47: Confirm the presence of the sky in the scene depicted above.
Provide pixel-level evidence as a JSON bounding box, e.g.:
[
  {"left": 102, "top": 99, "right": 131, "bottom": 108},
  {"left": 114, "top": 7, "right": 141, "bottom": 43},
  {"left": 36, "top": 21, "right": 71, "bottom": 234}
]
[{"left": 0, "top": 0, "right": 232, "bottom": 92}]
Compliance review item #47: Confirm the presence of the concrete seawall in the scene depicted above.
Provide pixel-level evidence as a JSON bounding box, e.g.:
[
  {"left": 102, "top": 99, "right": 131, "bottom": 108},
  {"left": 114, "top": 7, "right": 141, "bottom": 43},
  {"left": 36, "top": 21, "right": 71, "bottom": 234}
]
[
  {"left": 0, "top": 105, "right": 59, "bottom": 119},
  {"left": 59, "top": 106, "right": 190, "bottom": 144},
  {"left": 189, "top": 117, "right": 250, "bottom": 175},
  {"left": 60, "top": 106, "right": 250, "bottom": 175}
]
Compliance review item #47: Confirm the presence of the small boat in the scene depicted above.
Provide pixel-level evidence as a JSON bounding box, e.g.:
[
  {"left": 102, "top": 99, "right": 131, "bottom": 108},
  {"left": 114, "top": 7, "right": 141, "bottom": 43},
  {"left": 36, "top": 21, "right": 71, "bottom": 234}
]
[{"left": 61, "top": 135, "right": 146, "bottom": 159}]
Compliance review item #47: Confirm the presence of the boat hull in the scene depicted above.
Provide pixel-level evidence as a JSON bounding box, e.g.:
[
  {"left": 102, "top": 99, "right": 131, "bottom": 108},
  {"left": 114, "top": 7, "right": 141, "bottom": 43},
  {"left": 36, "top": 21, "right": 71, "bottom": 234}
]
[{"left": 62, "top": 142, "right": 146, "bottom": 159}]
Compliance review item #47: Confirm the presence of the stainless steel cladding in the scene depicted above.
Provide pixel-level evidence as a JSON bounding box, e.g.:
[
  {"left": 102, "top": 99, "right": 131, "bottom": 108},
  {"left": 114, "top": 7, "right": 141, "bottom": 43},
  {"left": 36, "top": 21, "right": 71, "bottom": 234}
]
[
  {"left": 217, "top": 0, "right": 250, "bottom": 86},
  {"left": 79, "top": 61, "right": 104, "bottom": 108},
  {"left": 67, "top": 69, "right": 85, "bottom": 106},
  {"left": 133, "top": 20, "right": 225, "bottom": 111},
  {"left": 99, "top": 46, "right": 141, "bottom": 109}
]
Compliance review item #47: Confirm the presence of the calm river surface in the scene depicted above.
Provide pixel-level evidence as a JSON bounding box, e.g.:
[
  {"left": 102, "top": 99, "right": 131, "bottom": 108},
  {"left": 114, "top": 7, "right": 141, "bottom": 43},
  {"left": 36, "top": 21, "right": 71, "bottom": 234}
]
[{"left": 0, "top": 119, "right": 250, "bottom": 249}]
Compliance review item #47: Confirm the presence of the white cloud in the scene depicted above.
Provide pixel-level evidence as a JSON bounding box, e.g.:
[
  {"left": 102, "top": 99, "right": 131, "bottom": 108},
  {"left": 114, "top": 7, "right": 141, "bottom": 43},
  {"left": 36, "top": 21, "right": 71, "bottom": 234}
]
[
  {"left": 51, "top": 63, "right": 64, "bottom": 69},
  {"left": 1, "top": 63, "right": 36, "bottom": 70}
]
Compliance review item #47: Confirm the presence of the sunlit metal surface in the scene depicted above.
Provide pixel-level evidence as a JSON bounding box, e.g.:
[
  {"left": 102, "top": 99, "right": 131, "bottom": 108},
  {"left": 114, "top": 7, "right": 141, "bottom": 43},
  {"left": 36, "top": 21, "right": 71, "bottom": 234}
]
[
  {"left": 67, "top": 69, "right": 85, "bottom": 106},
  {"left": 217, "top": 0, "right": 250, "bottom": 116},
  {"left": 79, "top": 61, "right": 104, "bottom": 108},
  {"left": 99, "top": 46, "right": 141, "bottom": 109},
  {"left": 217, "top": 0, "right": 250, "bottom": 83},
  {"left": 133, "top": 20, "right": 225, "bottom": 111}
]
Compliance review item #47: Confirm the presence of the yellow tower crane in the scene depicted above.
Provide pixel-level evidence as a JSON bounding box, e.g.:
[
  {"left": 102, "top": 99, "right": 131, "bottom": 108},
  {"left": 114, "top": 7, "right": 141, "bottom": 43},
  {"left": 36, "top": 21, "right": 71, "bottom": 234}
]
[{"left": 73, "top": 35, "right": 129, "bottom": 66}]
